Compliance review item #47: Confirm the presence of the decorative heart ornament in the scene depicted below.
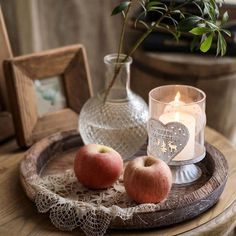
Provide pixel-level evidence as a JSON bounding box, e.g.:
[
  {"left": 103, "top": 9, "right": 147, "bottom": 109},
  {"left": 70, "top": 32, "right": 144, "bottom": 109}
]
[{"left": 147, "top": 119, "right": 190, "bottom": 163}]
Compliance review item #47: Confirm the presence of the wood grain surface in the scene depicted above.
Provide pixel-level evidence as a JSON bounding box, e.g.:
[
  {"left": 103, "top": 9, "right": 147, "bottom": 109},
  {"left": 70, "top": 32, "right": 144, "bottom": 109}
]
[
  {"left": 133, "top": 51, "right": 236, "bottom": 78},
  {"left": 0, "top": 127, "right": 236, "bottom": 235}
]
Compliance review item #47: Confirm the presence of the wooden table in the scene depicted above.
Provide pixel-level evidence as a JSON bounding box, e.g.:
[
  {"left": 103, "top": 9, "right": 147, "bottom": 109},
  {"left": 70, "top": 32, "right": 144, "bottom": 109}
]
[{"left": 0, "top": 127, "right": 236, "bottom": 236}]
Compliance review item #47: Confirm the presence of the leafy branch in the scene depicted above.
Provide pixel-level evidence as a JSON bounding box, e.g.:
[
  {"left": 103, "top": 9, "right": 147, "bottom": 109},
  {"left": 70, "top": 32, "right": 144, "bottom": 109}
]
[{"left": 104, "top": 0, "right": 230, "bottom": 102}]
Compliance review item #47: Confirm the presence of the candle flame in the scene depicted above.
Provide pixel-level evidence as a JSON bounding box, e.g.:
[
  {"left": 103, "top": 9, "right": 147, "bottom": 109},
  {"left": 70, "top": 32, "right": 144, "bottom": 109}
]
[{"left": 174, "top": 91, "right": 181, "bottom": 103}]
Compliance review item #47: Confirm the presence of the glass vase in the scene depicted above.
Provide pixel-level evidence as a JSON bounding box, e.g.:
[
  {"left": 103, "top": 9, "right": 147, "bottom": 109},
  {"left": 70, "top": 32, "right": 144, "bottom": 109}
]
[{"left": 79, "top": 54, "right": 148, "bottom": 160}]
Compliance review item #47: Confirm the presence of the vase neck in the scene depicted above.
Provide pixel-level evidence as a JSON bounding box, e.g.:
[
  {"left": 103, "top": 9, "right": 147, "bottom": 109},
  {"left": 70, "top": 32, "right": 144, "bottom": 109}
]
[{"left": 101, "top": 54, "right": 132, "bottom": 101}]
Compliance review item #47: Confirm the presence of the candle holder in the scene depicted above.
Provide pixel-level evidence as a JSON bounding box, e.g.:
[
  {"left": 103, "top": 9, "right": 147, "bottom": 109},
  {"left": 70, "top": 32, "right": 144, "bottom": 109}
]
[{"left": 147, "top": 85, "right": 206, "bottom": 185}]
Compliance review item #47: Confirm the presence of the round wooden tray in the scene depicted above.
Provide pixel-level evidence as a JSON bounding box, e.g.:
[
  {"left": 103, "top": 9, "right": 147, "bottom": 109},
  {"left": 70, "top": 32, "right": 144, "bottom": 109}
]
[{"left": 20, "top": 130, "right": 228, "bottom": 230}]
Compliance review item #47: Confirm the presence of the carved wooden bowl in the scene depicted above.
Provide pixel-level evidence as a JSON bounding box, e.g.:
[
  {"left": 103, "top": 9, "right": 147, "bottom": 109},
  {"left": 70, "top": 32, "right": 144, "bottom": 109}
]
[{"left": 20, "top": 130, "right": 228, "bottom": 230}]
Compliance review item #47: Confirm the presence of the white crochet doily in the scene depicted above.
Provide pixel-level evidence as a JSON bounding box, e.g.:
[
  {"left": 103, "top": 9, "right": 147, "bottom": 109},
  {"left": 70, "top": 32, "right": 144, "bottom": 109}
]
[{"left": 32, "top": 170, "right": 160, "bottom": 236}]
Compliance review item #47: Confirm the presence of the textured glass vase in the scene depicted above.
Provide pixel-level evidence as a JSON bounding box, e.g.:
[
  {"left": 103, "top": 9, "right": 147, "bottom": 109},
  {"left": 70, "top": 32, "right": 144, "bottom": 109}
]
[{"left": 79, "top": 54, "right": 148, "bottom": 160}]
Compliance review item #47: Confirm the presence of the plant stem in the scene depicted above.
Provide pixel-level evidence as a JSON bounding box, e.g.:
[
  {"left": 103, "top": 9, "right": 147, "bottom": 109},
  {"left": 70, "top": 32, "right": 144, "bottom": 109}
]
[
  {"left": 112, "top": 1, "right": 133, "bottom": 100},
  {"left": 103, "top": 13, "right": 167, "bottom": 103},
  {"left": 116, "top": 1, "right": 132, "bottom": 64},
  {"left": 103, "top": 1, "right": 133, "bottom": 103}
]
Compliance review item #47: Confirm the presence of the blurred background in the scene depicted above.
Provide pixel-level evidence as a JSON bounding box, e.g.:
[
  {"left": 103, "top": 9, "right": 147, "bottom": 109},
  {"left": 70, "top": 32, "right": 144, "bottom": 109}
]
[
  {"left": 0, "top": 0, "right": 236, "bottom": 145},
  {"left": 0, "top": 0, "right": 123, "bottom": 93}
]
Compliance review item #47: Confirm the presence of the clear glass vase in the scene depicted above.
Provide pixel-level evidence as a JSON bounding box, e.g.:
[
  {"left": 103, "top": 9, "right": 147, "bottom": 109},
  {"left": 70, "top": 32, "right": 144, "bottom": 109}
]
[{"left": 79, "top": 54, "right": 148, "bottom": 160}]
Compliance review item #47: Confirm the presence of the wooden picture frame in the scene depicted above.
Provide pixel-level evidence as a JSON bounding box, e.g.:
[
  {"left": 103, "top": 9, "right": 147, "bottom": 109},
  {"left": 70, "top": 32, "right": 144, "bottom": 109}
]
[
  {"left": 4, "top": 44, "right": 93, "bottom": 147},
  {"left": 0, "top": 5, "right": 14, "bottom": 142}
]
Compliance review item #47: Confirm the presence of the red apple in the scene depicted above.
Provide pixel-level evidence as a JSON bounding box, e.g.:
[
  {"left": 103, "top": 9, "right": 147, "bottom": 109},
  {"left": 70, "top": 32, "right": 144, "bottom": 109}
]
[
  {"left": 74, "top": 144, "right": 123, "bottom": 189},
  {"left": 124, "top": 156, "right": 172, "bottom": 203}
]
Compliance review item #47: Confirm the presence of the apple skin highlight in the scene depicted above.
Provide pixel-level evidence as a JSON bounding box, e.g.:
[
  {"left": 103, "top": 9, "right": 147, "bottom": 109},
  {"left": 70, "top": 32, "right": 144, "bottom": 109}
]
[
  {"left": 124, "top": 156, "right": 172, "bottom": 204},
  {"left": 74, "top": 144, "right": 123, "bottom": 189}
]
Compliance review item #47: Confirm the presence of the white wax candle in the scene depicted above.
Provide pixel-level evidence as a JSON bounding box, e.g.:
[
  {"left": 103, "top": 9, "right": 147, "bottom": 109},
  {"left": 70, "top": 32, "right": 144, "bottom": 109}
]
[
  {"left": 164, "top": 92, "right": 205, "bottom": 135},
  {"left": 164, "top": 103, "right": 205, "bottom": 135},
  {"left": 159, "top": 112, "right": 195, "bottom": 161}
]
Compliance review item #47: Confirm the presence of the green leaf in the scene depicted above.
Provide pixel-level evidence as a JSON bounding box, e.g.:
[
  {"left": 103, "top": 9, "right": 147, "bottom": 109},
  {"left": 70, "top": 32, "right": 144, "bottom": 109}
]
[
  {"left": 138, "top": 0, "right": 146, "bottom": 12},
  {"left": 200, "top": 33, "right": 214, "bottom": 53},
  {"left": 147, "top": 1, "right": 167, "bottom": 11},
  {"left": 192, "top": 2, "right": 203, "bottom": 16},
  {"left": 159, "top": 24, "right": 180, "bottom": 41},
  {"left": 171, "top": 10, "right": 185, "bottom": 19},
  {"left": 165, "top": 16, "right": 178, "bottom": 27},
  {"left": 147, "top": 9, "right": 164, "bottom": 16},
  {"left": 190, "top": 36, "right": 200, "bottom": 52},
  {"left": 222, "top": 29, "right": 231, "bottom": 37},
  {"left": 134, "top": 10, "right": 147, "bottom": 27},
  {"left": 217, "top": 33, "right": 221, "bottom": 56},
  {"left": 111, "top": 1, "right": 131, "bottom": 16},
  {"left": 147, "top": 1, "right": 160, "bottom": 7},
  {"left": 147, "top": 1, "right": 165, "bottom": 8},
  {"left": 203, "top": 0, "right": 219, "bottom": 21},
  {"left": 219, "top": 33, "right": 227, "bottom": 56},
  {"left": 148, "top": 6, "right": 167, "bottom": 12},
  {"left": 216, "top": 32, "right": 227, "bottom": 56},
  {"left": 137, "top": 20, "right": 150, "bottom": 29},
  {"left": 190, "top": 27, "right": 211, "bottom": 35},
  {"left": 178, "top": 16, "right": 202, "bottom": 32},
  {"left": 222, "top": 11, "right": 229, "bottom": 25}
]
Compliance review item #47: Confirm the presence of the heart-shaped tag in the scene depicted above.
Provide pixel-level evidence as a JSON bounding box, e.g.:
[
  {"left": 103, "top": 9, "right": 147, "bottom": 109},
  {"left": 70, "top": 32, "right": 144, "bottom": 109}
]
[{"left": 147, "top": 119, "right": 190, "bottom": 163}]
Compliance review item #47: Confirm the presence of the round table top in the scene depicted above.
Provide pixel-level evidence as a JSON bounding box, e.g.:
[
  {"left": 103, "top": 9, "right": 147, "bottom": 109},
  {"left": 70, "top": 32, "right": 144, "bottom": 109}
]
[{"left": 0, "top": 127, "right": 236, "bottom": 236}]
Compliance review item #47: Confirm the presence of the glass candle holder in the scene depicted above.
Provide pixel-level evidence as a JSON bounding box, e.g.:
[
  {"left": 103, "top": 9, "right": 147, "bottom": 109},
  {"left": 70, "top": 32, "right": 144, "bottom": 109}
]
[{"left": 148, "top": 85, "right": 206, "bottom": 184}]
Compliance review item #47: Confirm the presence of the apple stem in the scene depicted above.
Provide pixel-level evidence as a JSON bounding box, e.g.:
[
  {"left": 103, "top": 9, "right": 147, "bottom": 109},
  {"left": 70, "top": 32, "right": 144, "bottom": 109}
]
[
  {"left": 99, "top": 148, "right": 108, "bottom": 153},
  {"left": 145, "top": 157, "right": 156, "bottom": 167}
]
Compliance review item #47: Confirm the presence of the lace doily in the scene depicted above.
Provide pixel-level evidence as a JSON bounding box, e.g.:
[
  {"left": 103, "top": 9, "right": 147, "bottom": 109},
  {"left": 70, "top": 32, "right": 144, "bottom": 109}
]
[{"left": 32, "top": 170, "right": 159, "bottom": 236}]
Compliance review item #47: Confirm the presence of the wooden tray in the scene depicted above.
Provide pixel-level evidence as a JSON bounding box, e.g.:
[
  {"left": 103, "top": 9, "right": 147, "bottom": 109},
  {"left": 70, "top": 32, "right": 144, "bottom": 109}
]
[{"left": 20, "top": 130, "right": 228, "bottom": 230}]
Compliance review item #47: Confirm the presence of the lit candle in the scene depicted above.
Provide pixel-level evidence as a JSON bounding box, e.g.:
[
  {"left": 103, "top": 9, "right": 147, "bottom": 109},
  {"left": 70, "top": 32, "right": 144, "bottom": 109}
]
[
  {"left": 171, "top": 91, "right": 185, "bottom": 107},
  {"left": 159, "top": 92, "right": 196, "bottom": 161},
  {"left": 164, "top": 92, "right": 205, "bottom": 135}
]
